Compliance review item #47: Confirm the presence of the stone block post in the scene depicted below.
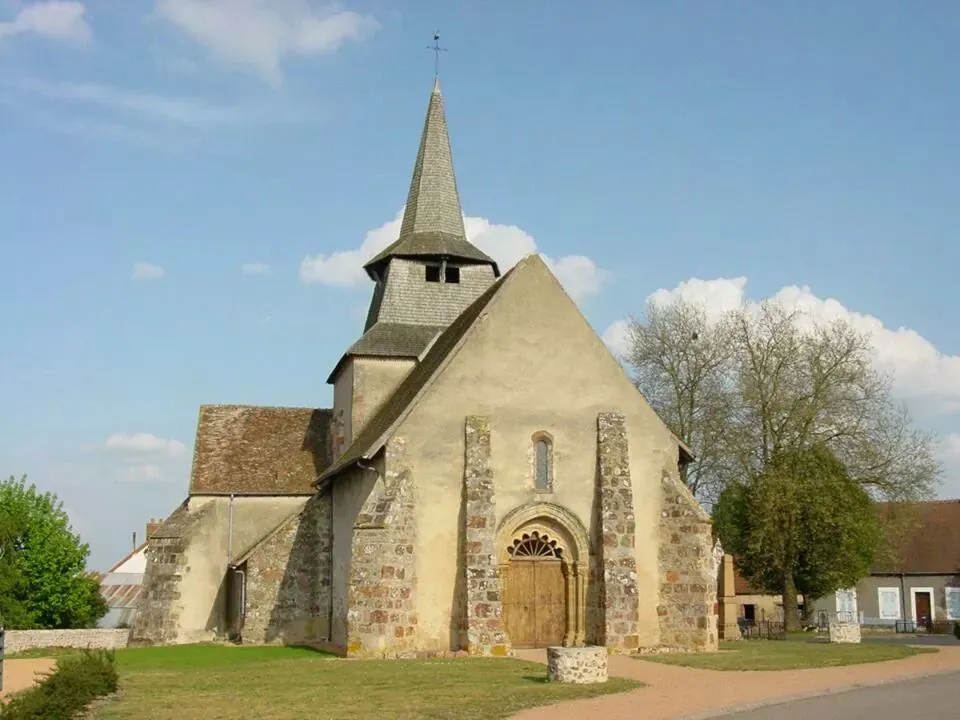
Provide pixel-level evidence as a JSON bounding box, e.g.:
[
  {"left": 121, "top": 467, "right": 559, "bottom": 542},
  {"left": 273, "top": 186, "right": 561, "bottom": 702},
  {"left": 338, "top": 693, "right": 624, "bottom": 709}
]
[
  {"left": 462, "top": 416, "right": 509, "bottom": 656},
  {"left": 346, "top": 437, "right": 418, "bottom": 658},
  {"left": 596, "top": 412, "right": 640, "bottom": 652},
  {"left": 718, "top": 554, "right": 742, "bottom": 640}
]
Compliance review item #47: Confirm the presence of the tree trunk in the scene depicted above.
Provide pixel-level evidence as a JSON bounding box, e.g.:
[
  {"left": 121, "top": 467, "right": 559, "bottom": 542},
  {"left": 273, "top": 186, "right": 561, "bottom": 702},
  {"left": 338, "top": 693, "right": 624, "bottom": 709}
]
[{"left": 782, "top": 575, "right": 799, "bottom": 632}]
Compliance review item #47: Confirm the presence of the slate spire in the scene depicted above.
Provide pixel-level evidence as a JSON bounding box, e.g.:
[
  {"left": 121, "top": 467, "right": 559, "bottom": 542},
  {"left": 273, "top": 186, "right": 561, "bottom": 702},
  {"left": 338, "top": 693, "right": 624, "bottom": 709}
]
[{"left": 363, "top": 79, "right": 498, "bottom": 279}]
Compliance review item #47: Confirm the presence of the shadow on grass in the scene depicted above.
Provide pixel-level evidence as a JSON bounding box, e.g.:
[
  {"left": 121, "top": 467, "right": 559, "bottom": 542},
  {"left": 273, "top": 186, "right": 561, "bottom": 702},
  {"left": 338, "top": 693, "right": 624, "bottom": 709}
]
[
  {"left": 283, "top": 644, "right": 338, "bottom": 657},
  {"left": 521, "top": 675, "right": 549, "bottom": 684}
]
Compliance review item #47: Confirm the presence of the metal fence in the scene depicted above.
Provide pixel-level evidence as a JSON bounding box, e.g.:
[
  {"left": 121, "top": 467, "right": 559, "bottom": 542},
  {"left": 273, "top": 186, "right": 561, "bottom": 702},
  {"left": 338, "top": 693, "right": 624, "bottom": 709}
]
[{"left": 738, "top": 619, "right": 786, "bottom": 640}]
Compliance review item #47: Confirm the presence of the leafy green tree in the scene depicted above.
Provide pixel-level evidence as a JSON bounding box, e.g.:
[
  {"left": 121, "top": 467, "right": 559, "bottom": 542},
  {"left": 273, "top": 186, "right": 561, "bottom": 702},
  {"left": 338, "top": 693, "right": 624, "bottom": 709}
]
[
  {"left": 0, "top": 475, "right": 107, "bottom": 629},
  {"left": 713, "top": 445, "right": 881, "bottom": 630}
]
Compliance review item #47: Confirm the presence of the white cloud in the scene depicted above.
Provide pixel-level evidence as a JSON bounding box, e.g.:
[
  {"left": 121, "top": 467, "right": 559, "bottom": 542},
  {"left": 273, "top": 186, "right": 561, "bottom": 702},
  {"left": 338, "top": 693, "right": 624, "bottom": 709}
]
[
  {"left": 104, "top": 432, "right": 186, "bottom": 457},
  {"left": 0, "top": 1, "right": 91, "bottom": 44},
  {"left": 132, "top": 262, "right": 165, "bottom": 280},
  {"left": 241, "top": 262, "right": 270, "bottom": 275},
  {"left": 601, "top": 319, "right": 630, "bottom": 359},
  {"left": 300, "top": 210, "right": 609, "bottom": 302},
  {"left": 123, "top": 463, "right": 164, "bottom": 482},
  {"left": 154, "top": 0, "right": 377, "bottom": 84},
  {"left": 15, "top": 79, "right": 249, "bottom": 129},
  {"left": 603, "top": 276, "right": 960, "bottom": 414}
]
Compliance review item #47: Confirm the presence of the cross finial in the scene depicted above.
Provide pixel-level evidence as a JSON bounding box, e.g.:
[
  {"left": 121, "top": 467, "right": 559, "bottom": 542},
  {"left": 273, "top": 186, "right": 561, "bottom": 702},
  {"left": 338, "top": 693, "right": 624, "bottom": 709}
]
[{"left": 427, "top": 31, "right": 447, "bottom": 78}]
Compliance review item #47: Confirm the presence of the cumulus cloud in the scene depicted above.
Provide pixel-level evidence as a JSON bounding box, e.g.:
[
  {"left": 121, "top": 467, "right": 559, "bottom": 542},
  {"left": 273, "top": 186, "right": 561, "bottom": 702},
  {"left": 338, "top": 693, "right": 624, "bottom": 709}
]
[
  {"left": 104, "top": 432, "right": 186, "bottom": 457},
  {"left": 300, "top": 210, "right": 609, "bottom": 302},
  {"left": 602, "top": 276, "right": 960, "bottom": 414},
  {"left": 132, "top": 262, "right": 165, "bottom": 280},
  {"left": 241, "top": 262, "right": 270, "bottom": 275},
  {"left": 0, "top": 1, "right": 91, "bottom": 44},
  {"left": 154, "top": 0, "right": 377, "bottom": 84}
]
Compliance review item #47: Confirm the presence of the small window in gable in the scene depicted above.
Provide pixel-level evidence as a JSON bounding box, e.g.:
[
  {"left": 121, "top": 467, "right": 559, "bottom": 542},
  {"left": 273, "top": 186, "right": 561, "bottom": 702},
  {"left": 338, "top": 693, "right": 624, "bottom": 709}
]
[
  {"left": 533, "top": 433, "right": 553, "bottom": 492},
  {"left": 425, "top": 264, "right": 441, "bottom": 282},
  {"left": 444, "top": 264, "right": 461, "bottom": 283}
]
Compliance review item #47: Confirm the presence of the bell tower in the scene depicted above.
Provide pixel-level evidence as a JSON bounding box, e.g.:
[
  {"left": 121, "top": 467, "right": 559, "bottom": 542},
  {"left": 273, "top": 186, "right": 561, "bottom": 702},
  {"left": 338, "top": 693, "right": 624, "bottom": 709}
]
[{"left": 327, "top": 78, "right": 499, "bottom": 456}]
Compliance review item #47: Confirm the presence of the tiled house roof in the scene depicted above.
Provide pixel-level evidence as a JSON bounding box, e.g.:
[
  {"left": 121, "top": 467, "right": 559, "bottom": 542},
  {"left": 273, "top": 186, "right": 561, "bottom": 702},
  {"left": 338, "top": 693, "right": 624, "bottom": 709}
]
[
  {"left": 873, "top": 499, "right": 960, "bottom": 575},
  {"left": 188, "top": 406, "right": 332, "bottom": 494}
]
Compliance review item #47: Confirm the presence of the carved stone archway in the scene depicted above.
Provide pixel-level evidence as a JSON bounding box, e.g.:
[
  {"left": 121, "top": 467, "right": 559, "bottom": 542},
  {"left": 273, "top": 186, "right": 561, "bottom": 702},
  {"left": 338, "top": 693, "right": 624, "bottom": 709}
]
[{"left": 497, "top": 503, "right": 589, "bottom": 646}]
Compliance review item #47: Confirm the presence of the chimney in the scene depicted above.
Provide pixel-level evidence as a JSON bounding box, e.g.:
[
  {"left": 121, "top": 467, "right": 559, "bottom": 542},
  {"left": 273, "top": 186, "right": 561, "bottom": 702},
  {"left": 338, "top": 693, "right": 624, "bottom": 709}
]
[{"left": 145, "top": 518, "right": 163, "bottom": 541}]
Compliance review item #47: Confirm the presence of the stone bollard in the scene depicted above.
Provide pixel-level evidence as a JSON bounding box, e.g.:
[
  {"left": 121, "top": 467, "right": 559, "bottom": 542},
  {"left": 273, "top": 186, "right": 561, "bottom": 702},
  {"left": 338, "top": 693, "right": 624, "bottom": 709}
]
[
  {"left": 546, "top": 646, "right": 608, "bottom": 684},
  {"left": 828, "top": 620, "right": 861, "bottom": 644}
]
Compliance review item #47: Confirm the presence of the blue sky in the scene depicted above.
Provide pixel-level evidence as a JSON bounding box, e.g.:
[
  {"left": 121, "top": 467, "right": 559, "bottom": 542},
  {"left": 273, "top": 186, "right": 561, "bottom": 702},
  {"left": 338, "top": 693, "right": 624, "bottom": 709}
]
[{"left": 1, "top": 0, "right": 959, "bottom": 569}]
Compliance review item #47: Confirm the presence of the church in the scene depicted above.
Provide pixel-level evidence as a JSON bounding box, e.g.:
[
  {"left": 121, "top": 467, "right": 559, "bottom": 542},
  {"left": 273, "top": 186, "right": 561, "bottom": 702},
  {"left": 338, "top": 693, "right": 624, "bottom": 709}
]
[{"left": 129, "top": 78, "right": 718, "bottom": 658}]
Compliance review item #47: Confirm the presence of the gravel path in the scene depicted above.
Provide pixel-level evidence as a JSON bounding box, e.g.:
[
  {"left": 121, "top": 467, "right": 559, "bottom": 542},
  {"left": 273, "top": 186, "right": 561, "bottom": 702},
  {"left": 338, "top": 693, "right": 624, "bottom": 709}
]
[
  {"left": 0, "top": 658, "right": 56, "bottom": 698},
  {"left": 511, "top": 646, "right": 960, "bottom": 720}
]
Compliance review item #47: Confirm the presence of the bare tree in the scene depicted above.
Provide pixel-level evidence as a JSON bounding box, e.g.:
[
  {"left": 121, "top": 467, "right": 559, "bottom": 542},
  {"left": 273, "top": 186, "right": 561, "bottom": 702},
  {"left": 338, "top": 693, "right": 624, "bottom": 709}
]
[
  {"left": 625, "top": 297, "right": 940, "bottom": 504},
  {"left": 624, "top": 300, "right": 738, "bottom": 504}
]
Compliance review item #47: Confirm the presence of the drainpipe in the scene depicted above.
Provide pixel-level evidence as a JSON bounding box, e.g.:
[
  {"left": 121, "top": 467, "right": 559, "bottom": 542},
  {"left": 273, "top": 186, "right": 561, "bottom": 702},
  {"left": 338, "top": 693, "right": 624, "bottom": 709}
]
[
  {"left": 227, "top": 493, "right": 235, "bottom": 561},
  {"left": 900, "top": 573, "right": 907, "bottom": 629}
]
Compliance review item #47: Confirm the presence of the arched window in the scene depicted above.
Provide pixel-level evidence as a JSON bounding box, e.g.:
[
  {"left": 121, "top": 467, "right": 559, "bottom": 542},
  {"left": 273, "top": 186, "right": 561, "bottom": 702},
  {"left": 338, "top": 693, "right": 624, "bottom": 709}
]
[{"left": 533, "top": 433, "right": 553, "bottom": 492}]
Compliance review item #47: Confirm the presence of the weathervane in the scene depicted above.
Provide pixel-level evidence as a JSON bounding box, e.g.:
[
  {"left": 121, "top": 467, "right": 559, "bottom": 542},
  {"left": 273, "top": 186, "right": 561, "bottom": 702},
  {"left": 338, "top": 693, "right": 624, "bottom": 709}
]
[{"left": 427, "top": 31, "right": 447, "bottom": 78}]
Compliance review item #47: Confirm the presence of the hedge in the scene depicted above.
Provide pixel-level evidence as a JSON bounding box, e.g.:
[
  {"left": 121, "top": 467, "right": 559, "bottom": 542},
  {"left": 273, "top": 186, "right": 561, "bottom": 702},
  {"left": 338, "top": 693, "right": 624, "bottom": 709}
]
[{"left": 1, "top": 649, "right": 118, "bottom": 719}]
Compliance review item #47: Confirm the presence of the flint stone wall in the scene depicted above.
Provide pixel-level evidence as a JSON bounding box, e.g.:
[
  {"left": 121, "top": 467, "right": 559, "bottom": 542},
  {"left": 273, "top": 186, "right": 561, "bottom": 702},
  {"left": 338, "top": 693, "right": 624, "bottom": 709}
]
[
  {"left": 547, "top": 645, "right": 608, "bottom": 684},
  {"left": 829, "top": 620, "right": 861, "bottom": 644},
  {"left": 461, "top": 416, "right": 509, "bottom": 656},
  {"left": 4, "top": 629, "right": 130, "bottom": 654},
  {"left": 596, "top": 412, "right": 640, "bottom": 652}
]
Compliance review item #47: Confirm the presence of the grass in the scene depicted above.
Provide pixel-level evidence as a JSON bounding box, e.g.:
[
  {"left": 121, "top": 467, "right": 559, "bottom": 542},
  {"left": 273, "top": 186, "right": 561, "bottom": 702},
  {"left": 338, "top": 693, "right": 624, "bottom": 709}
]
[
  {"left": 640, "top": 638, "right": 938, "bottom": 671},
  {"left": 13, "top": 644, "right": 639, "bottom": 720}
]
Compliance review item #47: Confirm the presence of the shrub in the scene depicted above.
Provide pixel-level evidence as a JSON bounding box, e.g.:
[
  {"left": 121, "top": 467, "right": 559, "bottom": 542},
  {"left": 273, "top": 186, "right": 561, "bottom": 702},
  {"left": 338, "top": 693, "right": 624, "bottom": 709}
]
[
  {"left": 1, "top": 649, "right": 118, "bottom": 719},
  {"left": 954, "top": 621, "right": 960, "bottom": 641}
]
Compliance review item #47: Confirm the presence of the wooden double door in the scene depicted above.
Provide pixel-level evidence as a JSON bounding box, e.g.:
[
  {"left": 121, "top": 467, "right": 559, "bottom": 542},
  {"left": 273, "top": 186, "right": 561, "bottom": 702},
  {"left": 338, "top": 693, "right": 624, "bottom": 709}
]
[{"left": 503, "top": 559, "right": 567, "bottom": 648}]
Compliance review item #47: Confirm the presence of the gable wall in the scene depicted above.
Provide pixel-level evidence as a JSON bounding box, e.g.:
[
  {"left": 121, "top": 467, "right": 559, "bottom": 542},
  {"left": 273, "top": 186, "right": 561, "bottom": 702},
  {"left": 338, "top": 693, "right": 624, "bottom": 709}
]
[{"left": 393, "top": 258, "right": 689, "bottom": 651}]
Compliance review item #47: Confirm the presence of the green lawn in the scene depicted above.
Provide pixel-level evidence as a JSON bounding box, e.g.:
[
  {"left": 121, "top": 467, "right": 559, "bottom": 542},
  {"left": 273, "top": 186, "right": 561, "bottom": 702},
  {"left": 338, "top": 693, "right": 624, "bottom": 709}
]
[
  {"left": 26, "top": 644, "right": 639, "bottom": 720},
  {"left": 640, "top": 639, "right": 937, "bottom": 671}
]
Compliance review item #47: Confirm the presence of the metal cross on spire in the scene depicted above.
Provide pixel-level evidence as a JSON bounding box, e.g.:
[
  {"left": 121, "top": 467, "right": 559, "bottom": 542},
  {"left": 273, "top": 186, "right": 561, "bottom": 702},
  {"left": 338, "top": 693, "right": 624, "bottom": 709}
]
[{"left": 427, "top": 31, "right": 447, "bottom": 78}]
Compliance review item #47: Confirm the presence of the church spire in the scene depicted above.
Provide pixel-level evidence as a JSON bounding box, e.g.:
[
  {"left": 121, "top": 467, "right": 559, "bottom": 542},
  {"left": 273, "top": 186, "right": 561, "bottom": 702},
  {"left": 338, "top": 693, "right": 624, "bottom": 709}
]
[{"left": 362, "top": 79, "right": 498, "bottom": 279}]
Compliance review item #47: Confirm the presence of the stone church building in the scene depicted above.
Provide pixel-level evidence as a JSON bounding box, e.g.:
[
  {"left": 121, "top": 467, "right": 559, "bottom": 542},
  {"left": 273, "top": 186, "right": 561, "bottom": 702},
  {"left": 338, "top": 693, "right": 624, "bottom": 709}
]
[{"left": 130, "top": 79, "right": 718, "bottom": 658}]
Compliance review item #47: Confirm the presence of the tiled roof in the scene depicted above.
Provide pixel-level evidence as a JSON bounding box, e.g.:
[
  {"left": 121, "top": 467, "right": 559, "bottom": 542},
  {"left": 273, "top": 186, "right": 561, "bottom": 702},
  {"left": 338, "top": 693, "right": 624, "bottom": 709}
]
[
  {"left": 188, "top": 405, "right": 332, "bottom": 494},
  {"left": 325, "top": 323, "right": 445, "bottom": 384},
  {"left": 873, "top": 499, "right": 960, "bottom": 574},
  {"left": 363, "top": 79, "right": 497, "bottom": 278}
]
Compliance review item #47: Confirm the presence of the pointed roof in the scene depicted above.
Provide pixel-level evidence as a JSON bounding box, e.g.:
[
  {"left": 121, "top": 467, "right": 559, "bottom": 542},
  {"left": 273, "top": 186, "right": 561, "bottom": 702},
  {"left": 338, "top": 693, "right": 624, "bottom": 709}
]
[{"left": 363, "top": 79, "right": 498, "bottom": 278}]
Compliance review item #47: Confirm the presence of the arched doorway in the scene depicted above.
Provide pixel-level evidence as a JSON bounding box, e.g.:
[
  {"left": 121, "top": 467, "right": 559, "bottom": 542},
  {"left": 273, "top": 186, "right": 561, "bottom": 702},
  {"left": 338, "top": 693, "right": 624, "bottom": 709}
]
[
  {"left": 497, "top": 503, "right": 589, "bottom": 649},
  {"left": 503, "top": 530, "right": 567, "bottom": 648}
]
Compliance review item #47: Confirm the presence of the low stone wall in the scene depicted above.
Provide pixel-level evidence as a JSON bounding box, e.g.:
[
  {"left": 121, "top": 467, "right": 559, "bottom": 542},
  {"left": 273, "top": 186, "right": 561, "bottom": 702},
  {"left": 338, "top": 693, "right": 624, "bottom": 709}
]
[
  {"left": 4, "top": 629, "right": 130, "bottom": 654},
  {"left": 828, "top": 621, "right": 861, "bottom": 644},
  {"left": 546, "top": 646, "right": 608, "bottom": 684}
]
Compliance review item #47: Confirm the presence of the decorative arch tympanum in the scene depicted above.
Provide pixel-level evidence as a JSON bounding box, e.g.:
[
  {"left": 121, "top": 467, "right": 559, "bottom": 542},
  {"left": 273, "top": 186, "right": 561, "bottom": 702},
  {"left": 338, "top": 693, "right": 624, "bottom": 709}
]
[{"left": 497, "top": 503, "right": 589, "bottom": 648}]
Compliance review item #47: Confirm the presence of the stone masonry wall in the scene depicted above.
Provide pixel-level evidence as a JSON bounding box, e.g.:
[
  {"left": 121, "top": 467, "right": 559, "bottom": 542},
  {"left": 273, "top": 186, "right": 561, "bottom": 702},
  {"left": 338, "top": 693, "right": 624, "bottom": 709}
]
[
  {"left": 5, "top": 629, "right": 129, "bottom": 654},
  {"left": 346, "top": 437, "right": 418, "bottom": 658},
  {"left": 242, "top": 490, "right": 333, "bottom": 645},
  {"left": 596, "top": 412, "right": 640, "bottom": 652},
  {"left": 658, "top": 468, "right": 718, "bottom": 651},
  {"left": 461, "top": 416, "right": 509, "bottom": 656},
  {"left": 128, "top": 535, "right": 188, "bottom": 646}
]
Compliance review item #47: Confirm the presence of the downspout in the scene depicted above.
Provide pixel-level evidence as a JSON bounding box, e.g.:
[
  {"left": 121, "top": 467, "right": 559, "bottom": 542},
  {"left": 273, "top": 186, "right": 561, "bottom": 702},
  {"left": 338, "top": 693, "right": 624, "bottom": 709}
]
[
  {"left": 900, "top": 573, "right": 907, "bottom": 629},
  {"left": 228, "top": 493, "right": 235, "bottom": 560}
]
